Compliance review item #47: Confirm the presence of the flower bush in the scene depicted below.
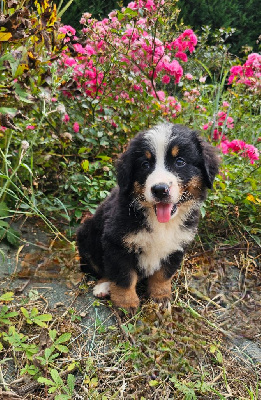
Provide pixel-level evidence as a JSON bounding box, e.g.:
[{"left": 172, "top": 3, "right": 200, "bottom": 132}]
[
  {"left": 0, "top": 0, "right": 260, "bottom": 243},
  {"left": 58, "top": 0, "right": 197, "bottom": 128},
  {"left": 228, "top": 53, "right": 261, "bottom": 90}
]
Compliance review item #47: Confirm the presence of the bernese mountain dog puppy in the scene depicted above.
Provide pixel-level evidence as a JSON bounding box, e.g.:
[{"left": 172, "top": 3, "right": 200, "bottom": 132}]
[{"left": 77, "top": 123, "right": 219, "bottom": 313}]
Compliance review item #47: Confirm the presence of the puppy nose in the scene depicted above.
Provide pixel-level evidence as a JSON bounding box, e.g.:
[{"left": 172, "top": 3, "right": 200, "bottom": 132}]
[{"left": 151, "top": 183, "right": 170, "bottom": 200}]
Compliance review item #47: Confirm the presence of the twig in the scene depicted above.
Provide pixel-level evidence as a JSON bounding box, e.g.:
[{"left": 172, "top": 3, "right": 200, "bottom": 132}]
[{"left": 113, "top": 309, "right": 136, "bottom": 345}]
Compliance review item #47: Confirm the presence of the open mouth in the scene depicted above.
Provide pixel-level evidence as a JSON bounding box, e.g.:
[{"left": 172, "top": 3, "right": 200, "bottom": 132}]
[{"left": 154, "top": 202, "right": 178, "bottom": 223}]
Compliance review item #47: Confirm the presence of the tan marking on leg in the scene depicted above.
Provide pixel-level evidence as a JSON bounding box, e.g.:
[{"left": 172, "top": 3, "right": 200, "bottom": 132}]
[
  {"left": 171, "top": 145, "right": 179, "bottom": 157},
  {"left": 148, "top": 269, "right": 172, "bottom": 302},
  {"left": 110, "top": 271, "right": 139, "bottom": 314}
]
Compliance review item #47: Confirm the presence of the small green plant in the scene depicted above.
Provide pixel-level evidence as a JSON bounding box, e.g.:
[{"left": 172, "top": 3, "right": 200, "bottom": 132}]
[
  {"left": 38, "top": 368, "right": 75, "bottom": 399},
  {"left": 48, "top": 329, "right": 72, "bottom": 354},
  {"left": 20, "top": 307, "right": 52, "bottom": 327},
  {"left": 2, "top": 325, "right": 39, "bottom": 359},
  {"left": 0, "top": 305, "right": 18, "bottom": 326}
]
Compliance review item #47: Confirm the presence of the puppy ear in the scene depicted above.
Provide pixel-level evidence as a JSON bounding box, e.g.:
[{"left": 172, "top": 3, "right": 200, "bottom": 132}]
[
  {"left": 196, "top": 136, "right": 220, "bottom": 189},
  {"left": 116, "top": 148, "right": 133, "bottom": 195}
]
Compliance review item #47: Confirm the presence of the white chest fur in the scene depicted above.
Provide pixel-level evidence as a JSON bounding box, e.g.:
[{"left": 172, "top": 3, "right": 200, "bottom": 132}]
[{"left": 123, "top": 205, "right": 197, "bottom": 277}]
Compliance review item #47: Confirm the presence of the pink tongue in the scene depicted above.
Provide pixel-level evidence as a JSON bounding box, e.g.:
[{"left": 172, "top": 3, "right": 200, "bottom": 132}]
[{"left": 156, "top": 203, "right": 172, "bottom": 223}]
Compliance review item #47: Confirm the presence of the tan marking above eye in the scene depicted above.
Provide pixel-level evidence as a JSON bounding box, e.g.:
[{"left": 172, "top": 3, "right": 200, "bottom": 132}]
[
  {"left": 145, "top": 150, "right": 152, "bottom": 159},
  {"left": 171, "top": 146, "right": 179, "bottom": 157}
]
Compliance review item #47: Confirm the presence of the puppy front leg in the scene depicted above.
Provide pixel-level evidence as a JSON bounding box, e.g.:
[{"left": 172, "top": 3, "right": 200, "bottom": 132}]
[
  {"left": 148, "top": 251, "right": 184, "bottom": 305},
  {"left": 110, "top": 270, "right": 139, "bottom": 315},
  {"left": 147, "top": 269, "right": 172, "bottom": 305}
]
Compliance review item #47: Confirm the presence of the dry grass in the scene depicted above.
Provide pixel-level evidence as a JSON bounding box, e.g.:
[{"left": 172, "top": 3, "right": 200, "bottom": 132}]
[{"left": 0, "top": 236, "right": 260, "bottom": 399}]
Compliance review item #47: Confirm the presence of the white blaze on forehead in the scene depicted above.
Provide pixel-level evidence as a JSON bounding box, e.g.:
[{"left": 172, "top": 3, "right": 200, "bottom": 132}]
[
  {"left": 144, "top": 123, "right": 173, "bottom": 168},
  {"left": 144, "top": 124, "right": 180, "bottom": 204}
]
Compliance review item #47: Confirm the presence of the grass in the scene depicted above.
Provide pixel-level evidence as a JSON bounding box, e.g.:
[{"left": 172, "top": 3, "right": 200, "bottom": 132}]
[{"left": 0, "top": 231, "right": 260, "bottom": 399}]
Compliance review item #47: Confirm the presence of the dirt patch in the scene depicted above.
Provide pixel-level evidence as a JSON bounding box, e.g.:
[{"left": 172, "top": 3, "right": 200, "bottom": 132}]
[{"left": 0, "top": 218, "right": 260, "bottom": 398}]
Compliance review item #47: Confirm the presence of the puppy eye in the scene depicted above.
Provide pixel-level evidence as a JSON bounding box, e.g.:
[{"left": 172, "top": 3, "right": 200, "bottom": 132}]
[
  {"left": 141, "top": 160, "right": 150, "bottom": 170},
  {"left": 175, "top": 157, "right": 186, "bottom": 167}
]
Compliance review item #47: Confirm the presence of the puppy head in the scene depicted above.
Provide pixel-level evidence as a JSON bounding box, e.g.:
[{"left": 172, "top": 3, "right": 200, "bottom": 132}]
[{"left": 117, "top": 123, "right": 219, "bottom": 222}]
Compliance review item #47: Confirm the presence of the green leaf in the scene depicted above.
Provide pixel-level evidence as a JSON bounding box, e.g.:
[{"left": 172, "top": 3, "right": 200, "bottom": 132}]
[
  {"left": 30, "top": 307, "right": 39, "bottom": 317},
  {"left": 35, "top": 313, "right": 52, "bottom": 322},
  {"left": 20, "top": 307, "right": 30, "bottom": 319},
  {"left": 13, "top": 82, "right": 34, "bottom": 103},
  {"left": 74, "top": 209, "right": 82, "bottom": 219},
  {"left": 0, "top": 292, "right": 14, "bottom": 302},
  {"left": 44, "top": 347, "right": 55, "bottom": 360},
  {"left": 34, "top": 315, "right": 52, "bottom": 327},
  {"left": 21, "top": 163, "right": 33, "bottom": 175},
  {"left": 67, "top": 374, "right": 75, "bottom": 394},
  {"left": 0, "top": 202, "right": 9, "bottom": 218},
  {"left": 38, "top": 377, "right": 55, "bottom": 387},
  {"left": 6, "top": 227, "right": 20, "bottom": 247},
  {"left": 49, "top": 329, "right": 57, "bottom": 341},
  {"left": 149, "top": 380, "right": 159, "bottom": 387},
  {"left": 81, "top": 160, "right": 89, "bottom": 172},
  {"left": 50, "top": 368, "right": 64, "bottom": 386},
  {"left": 0, "top": 220, "right": 9, "bottom": 228},
  {"left": 54, "top": 332, "right": 71, "bottom": 344},
  {"left": 55, "top": 344, "right": 69, "bottom": 353}
]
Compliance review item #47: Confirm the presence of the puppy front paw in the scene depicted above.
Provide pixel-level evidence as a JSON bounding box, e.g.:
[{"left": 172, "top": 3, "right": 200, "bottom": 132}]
[
  {"left": 110, "top": 283, "right": 140, "bottom": 316},
  {"left": 151, "top": 295, "right": 172, "bottom": 310}
]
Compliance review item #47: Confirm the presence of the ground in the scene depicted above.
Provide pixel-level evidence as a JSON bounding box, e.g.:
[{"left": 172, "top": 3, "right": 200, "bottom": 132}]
[{"left": 0, "top": 217, "right": 260, "bottom": 399}]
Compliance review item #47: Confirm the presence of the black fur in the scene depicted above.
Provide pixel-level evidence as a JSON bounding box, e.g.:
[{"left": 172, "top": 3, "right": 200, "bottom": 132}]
[{"left": 77, "top": 123, "right": 219, "bottom": 310}]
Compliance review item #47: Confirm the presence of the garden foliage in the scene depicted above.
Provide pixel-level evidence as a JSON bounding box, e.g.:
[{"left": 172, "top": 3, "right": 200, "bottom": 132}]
[
  {"left": 0, "top": 0, "right": 260, "bottom": 245},
  {"left": 178, "top": 0, "right": 261, "bottom": 54}
]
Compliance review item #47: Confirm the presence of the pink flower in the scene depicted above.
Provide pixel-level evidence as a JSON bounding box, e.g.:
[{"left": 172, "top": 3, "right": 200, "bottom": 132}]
[
  {"left": 219, "top": 138, "right": 259, "bottom": 164},
  {"left": 164, "top": 60, "right": 183, "bottom": 83},
  {"left": 51, "top": 97, "right": 57, "bottom": 102},
  {"left": 228, "top": 139, "right": 245, "bottom": 152},
  {"left": 155, "top": 91, "right": 165, "bottom": 101},
  {"left": 85, "top": 45, "right": 96, "bottom": 56},
  {"left": 199, "top": 76, "right": 206, "bottom": 83},
  {"left": 108, "top": 10, "right": 117, "bottom": 19},
  {"left": 145, "top": 0, "right": 155, "bottom": 10},
  {"left": 73, "top": 122, "right": 80, "bottom": 133},
  {"left": 185, "top": 73, "right": 193, "bottom": 80},
  {"left": 80, "top": 17, "right": 86, "bottom": 24},
  {"left": 219, "top": 140, "right": 230, "bottom": 154},
  {"left": 59, "top": 25, "right": 76, "bottom": 36},
  {"left": 0, "top": 126, "right": 7, "bottom": 132},
  {"left": 222, "top": 101, "right": 230, "bottom": 107},
  {"left": 133, "top": 84, "right": 143, "bottom": 92},
  {"left": 203, "top": 123, "right": 210, "bottom": 130},
  {"left": 175, "top": 52, "right": 188, "bottom": 62},
  {"left": 64, "top": 57, "right": 77, "bottom": 67},
  {"left": 244, "top": 144, "right": 259, "bottom": 164},
  {"left": 162, "top": 75, "right": 170, "bottom": 84},
  {"left": 73, "top": 43, "right": 86, "bottom": 54},
  {"left": 63, "top": 114, "right": 70, "bottom": 123},
  {"left": 26, "top": 125, "right": 35, "bottom": 130},
  {"left": 128, "top": 2, "right": 138, "bottom": 9},
  {"left": 213, "top": 129, "right": 225, "bottom": 141}
]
